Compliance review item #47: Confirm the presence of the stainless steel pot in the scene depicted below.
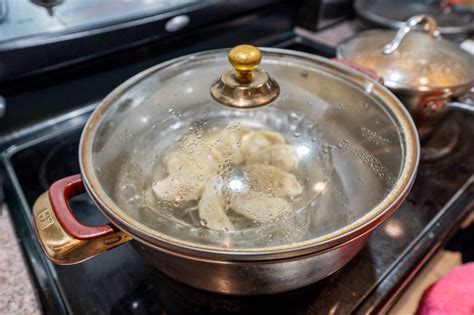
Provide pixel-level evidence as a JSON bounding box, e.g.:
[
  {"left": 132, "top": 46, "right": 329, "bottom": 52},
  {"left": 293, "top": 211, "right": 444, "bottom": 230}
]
[
  {"left": 32, "top": 46, "right": 419, "bottom": 294},
  {"left": 337, "top": 15, "right": 474, "bottom": 139}
]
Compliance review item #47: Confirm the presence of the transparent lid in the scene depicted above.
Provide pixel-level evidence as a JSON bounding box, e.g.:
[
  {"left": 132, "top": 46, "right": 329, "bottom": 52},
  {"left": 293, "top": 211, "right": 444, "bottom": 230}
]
[
  {"left": 81, "top": 46, "right": 418, "bottom": 254},
  {"left": 337, "top": 15, "right": 474, "bottom": 91}
]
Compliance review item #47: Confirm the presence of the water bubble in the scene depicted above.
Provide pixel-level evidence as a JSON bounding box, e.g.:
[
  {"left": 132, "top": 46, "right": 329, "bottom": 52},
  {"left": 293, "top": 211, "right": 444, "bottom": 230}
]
[
  {"left": 200, "top": 218, "right": 208, "bottom": 226},
  {"left": 311, "top": 137, "right": 317, "bottom": 142},
  {"left": 293, "top": 132, "right": 301, "bottom": 138}
]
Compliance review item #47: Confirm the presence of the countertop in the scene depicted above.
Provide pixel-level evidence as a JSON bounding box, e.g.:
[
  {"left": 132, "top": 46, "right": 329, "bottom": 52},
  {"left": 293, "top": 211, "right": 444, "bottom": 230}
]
[{"left": 0, "top": 205, "right": 41, "bottom": 314}]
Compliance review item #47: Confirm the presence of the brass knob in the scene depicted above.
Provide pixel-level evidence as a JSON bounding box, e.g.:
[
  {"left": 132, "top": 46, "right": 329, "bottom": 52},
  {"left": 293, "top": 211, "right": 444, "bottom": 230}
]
[
  {"left": 211, "top": 45, "right": 279, "bottom": 108},
  {"left": 228, "top": 44, "right": 261, "bottom": 83}
]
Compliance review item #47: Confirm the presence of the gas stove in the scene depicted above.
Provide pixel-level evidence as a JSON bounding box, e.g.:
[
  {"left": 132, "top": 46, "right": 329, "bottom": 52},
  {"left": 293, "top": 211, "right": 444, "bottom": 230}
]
[{"left": 1, "top": 5, "right": 473, "bottom": 315}]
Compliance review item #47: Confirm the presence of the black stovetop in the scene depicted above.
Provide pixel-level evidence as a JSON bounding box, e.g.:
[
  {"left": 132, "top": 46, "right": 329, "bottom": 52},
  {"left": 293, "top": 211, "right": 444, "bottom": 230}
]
[{"left": 1, "top": 21, "right": 474, "bottom": 315}]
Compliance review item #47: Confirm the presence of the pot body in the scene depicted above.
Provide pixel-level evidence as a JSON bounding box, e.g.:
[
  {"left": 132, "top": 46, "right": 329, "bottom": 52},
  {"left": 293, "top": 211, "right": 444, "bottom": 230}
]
[
  {"left": 133, "top": 234, "right": 369, "bottom": 295},
  {"left": 31, "top": 174, "right": 371, "bottom": 294}
]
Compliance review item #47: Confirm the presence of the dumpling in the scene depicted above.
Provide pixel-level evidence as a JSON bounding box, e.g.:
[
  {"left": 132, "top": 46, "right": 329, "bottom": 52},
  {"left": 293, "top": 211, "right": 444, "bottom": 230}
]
[
  {"left": 243, "top": 164, "right": 303, "bottom": 197},
  {"left": 198, "top": 176, "right": 234, "bottom": 230},
  {"left": 246, "top": 144, "right": 299, "bottom": 172},
  {"left": 230, "top": 191, "right": 292, "bottom": 223},
  {"left": 204, "top": 127, "right": 248, "bottom": 165},
  {"left": 152, "top": 128, "right": 304, "bottom": 230},
  {"left": 153, "top": 135, "right": 223, "bottom": 202},
  {"left": 166, "top": 150, "right": 222, "bottom": 175},
  {"left": 241, "top": 130, "right": 285, "bottom": 160},
  {"left": 165, "top": 134, "right": 224, "bottom": 174},
  {"left": 152, "top": 174, "right": 205, "bottom": 202}
]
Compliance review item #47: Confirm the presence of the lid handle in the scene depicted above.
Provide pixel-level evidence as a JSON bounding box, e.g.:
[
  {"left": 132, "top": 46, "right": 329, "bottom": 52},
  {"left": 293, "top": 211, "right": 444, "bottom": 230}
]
[
  {"left": 210, "top": 44, "right": 280, "bottom": 109},
  {"left": 228, "top": 45, "right": 262, "bottom": 83},
  {"left": 383, "top": 15, "right": 440, "bottom": 55}
]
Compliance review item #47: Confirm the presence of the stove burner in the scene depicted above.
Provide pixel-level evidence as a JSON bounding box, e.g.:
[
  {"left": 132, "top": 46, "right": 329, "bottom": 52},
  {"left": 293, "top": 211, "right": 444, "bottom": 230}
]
[
  {"left": 38, "top": 140, "right": 80, "bottom": 190},
  {"left": 31, "top": 0, "right": 62, "bottom": 7},
  {"left": 420, "top": 115, "right": 460, "bottom": 162}
]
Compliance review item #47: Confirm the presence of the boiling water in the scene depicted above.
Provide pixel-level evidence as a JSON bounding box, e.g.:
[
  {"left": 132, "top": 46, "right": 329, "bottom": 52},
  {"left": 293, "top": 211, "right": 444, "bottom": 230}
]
[{"left": 113, "top": 106, "right": 332, "bottom": 246}]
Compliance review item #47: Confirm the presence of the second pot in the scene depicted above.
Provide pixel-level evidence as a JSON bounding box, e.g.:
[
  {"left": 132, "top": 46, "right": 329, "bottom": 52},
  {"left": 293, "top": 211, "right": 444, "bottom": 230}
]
[{"left": 337, "top": 15, "right": 474, "bottom": 138}]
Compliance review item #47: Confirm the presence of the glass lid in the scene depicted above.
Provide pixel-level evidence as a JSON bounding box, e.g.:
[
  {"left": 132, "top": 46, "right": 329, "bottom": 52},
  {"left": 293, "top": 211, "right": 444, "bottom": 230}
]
[
  {"left": 337, "top": 15, "right": 474, "bottom": 91},
  {"left": 80, "top": 45, "right": 418, "bottom": 255}
]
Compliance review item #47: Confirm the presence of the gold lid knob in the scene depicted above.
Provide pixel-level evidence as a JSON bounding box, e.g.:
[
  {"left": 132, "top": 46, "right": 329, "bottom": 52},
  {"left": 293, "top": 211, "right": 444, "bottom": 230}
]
[
  {"left": 228, "top": 44, "right": 261, "bottom": 83},
  {"left": 210, "top": 45, "right": 279, "bottom": 108}
]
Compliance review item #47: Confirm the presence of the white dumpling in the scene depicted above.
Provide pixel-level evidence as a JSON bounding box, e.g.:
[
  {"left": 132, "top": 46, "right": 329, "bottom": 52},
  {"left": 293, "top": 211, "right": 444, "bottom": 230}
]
[
  {"left": 153, "top": 135, "right": 223, "bottom": 202},
  {"left": 204, "top": 127, "right": 248, "bottom": 165},
  {"left": 241, "top": 130, "right": 285, "bottom": 160},
  {"left": 152, "top": 173, "right": 209, "bottom": 202},
  {"left": 198, "top": 176, "right": 234, "bottom": 230},
  {"left": 166, "top": 150, "right": 222, "bottom": 175},
  {"left": 243, "top": 164, "right": 303, "bottom": 197},
  {"left": 165, "top": 134, "right": 224, "bottom": 174},
  {"left": 246, "top": 144, "right": 299, "bottom": 172},
  {"left": 230, "top": 191, "right": 292, "bottom": 223}
]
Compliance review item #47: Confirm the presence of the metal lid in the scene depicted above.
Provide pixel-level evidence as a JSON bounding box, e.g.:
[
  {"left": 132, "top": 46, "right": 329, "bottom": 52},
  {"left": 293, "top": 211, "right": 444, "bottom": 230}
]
[
  {"left": 337, "top": 15, "right": 474, "bottom": 91},
  {"left": 80, "top": 46, "right": 418, "bottom": 259}
]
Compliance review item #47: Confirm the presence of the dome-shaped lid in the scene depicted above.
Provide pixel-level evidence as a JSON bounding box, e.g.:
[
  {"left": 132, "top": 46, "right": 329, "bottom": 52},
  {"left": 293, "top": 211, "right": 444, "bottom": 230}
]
[
  {"left": 337, "top": 15, "right": 474, "bottom": 91},
  {"left": 80, "top": 45, "right": 418, "bottom": 259}
]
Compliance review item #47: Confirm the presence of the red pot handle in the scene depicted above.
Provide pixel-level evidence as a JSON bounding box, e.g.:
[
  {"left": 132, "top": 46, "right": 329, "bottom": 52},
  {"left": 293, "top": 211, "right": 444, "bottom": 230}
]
[
  {"left": 331, "top": 58, "right": 383, "bottom": 84},
  {"left": 32, "top": 174, "right": 132, "bottom": 264},
  {"left": 48, "top": 174, "right": 117, "bottom": 240}
]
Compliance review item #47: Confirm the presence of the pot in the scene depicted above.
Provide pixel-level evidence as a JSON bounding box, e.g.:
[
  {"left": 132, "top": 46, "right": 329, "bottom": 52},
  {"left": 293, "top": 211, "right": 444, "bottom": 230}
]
[
  {"left": 337, "top": 15, "right": 474, "bottom": 139},
  {"left": 32, "top": 45, "right": 419, "bottom": 294}
]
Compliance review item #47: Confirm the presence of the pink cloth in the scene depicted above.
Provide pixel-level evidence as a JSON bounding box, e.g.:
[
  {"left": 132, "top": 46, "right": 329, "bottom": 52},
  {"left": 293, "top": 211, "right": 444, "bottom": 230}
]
[{"left": 417, "top": 262, "right": 474, "bottom": 315}]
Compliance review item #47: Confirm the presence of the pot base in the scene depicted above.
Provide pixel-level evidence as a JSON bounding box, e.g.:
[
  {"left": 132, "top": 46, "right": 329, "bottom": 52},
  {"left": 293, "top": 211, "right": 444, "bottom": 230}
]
[{"left": 132, "top": 235, "right": 369, "bottom": 295}]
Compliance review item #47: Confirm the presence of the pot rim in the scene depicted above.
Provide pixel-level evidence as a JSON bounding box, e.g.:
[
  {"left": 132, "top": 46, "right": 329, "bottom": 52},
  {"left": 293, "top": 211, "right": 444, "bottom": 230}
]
[{"left": 79, "top": 47, "right": 420, "bottom": 261}]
